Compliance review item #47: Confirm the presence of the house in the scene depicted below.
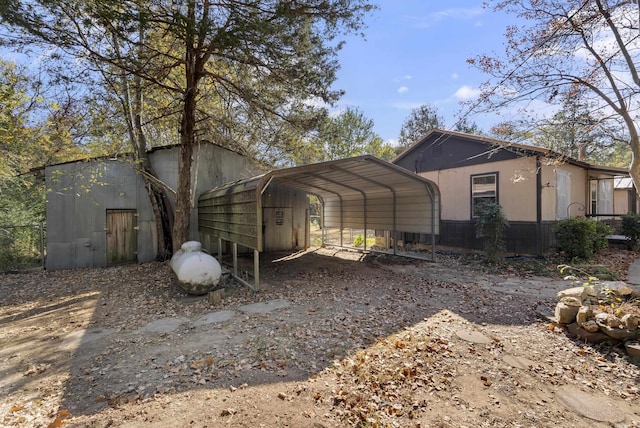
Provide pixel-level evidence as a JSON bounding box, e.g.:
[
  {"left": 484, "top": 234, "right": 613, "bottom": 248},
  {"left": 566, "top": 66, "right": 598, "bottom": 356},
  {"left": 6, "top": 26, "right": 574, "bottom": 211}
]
[
  {"left": 45, "top": 142, "right": 258, "bottom": 270},
  {"left": 393, "top": 129, "right": 629, "bottom": 255}
]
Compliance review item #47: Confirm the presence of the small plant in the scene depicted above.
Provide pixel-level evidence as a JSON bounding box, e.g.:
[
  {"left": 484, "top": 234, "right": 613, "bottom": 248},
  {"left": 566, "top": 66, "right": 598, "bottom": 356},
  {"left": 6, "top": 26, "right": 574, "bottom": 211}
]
[
  {"left": 475, "top": 202, "right": 508, "bottom": 263},
  {"left": 621, "top": 212, "right": 640, "bottom": 249},
  {"left": 555, "top": 217, "right": 612, "bottom": 261},
  {"left": 352, "top": 233, "right": 375, "bottom": 248}
]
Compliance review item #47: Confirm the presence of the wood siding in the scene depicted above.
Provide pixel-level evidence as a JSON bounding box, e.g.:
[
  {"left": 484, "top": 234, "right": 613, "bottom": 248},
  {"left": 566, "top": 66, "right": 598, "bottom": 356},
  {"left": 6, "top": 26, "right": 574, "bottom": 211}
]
[{"left": 106, "top": 209, "right": 137, "bottom": 265}]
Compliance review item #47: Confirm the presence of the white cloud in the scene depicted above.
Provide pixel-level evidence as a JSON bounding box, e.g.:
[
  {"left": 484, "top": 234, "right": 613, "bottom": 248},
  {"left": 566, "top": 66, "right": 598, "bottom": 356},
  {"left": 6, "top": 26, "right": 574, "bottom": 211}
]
[
  {"left": 397, "top": 86, "right": 409, "bottom": 94},
  {"left": 408, "top": 7, "right": 484, "bottom": 29},
  {"left": 454, "top": 85, "right": 481, "bottom": 100},
  {"left": 393, "top": 75, "right": 413, "bottom": 83}
]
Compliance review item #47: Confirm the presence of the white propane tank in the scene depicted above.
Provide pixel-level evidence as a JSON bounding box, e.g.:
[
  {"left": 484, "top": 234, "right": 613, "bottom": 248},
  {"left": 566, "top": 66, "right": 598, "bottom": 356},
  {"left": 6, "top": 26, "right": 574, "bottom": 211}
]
[{"left": 171, "top": 241, "right": 221, "bottom": 295}]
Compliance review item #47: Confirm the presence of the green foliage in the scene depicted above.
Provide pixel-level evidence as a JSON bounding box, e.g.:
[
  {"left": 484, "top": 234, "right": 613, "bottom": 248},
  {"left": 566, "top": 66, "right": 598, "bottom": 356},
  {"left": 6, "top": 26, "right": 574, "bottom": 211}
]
[
  {"left": 593, "top": 220, "right": 613, "bottom": 251},
  {"left": 317, "top": 107, "right": 393, "bottom": 162},
  {"left": 621, "top": 212, "right": 640, "bottom": 249},
  {"left": 475, "top": 202, "right": 508, "bottom": 263},
  {"left": 555, "top": 217, "right": 612, "bottom": 261},
  {"left": 352, "top": 233, "right": 374, "bottom": 248},
  {"left": 397, "top": 104, "right": 445, "bottom": 149}
]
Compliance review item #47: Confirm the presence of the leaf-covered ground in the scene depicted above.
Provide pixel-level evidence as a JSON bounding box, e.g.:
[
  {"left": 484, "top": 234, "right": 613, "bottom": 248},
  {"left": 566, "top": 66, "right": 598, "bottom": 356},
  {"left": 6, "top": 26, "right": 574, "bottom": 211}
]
[{"left": 0, "top": 248, "right": 638, "bottom": 427}]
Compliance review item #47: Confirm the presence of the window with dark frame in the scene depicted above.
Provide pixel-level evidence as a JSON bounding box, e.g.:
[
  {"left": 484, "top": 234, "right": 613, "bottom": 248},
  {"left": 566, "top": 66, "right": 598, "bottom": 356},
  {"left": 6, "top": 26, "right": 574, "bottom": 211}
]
[{"left": 471, "top": 173, "right": 498, "bottom": 217}]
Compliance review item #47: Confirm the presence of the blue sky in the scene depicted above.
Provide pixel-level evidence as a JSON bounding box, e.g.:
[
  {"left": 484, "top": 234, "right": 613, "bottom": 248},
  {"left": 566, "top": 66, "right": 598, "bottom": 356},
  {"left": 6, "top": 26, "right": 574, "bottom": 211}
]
[{"left": 333, "top": 2, "right": 514, "bottom": 144}]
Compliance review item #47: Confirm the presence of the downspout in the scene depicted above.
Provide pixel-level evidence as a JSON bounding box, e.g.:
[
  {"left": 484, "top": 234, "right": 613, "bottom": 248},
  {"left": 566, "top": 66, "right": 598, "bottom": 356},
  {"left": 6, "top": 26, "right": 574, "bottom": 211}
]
[{"left": 536, "top": 156, "right": 543, "bottom": 255}]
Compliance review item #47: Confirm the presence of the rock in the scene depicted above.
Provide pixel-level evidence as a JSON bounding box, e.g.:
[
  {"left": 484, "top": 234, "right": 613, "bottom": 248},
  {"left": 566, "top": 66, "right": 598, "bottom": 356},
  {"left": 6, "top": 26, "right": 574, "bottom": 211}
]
[
  {"left": 557, "top": 287, "right": 595, "bottom": 303},
  {"left": 599, "top": 324, "right": 638, "bottom": 341},
  {"left": 625, "top": 342, "right": 640, "bottom": 360},
  {"left": 576, "top": 306, "right": 592, "bottom": 326},
  {"left": 555, "top": 302, "right": 580, "bottom": 324},
  {"left": 621, "top": 314, "right": 639, "bottom": 331},
  {"left": 566, "top": 323, "right": 612, "bottom": 344},
  {"left": 559, "top": 296, "right": 582, "bottom": 307},
  {"left": 582, "top": 320, "right": 600, "bottom": 333},
  {"left": 599, "top": 281, "right": 634, "bottom": 297},
  {"left": 208, "top": 288, "right": 225, "bottom": 306},
  {"left": 595, "top": 312, "right": 622, "bottom": 329}
]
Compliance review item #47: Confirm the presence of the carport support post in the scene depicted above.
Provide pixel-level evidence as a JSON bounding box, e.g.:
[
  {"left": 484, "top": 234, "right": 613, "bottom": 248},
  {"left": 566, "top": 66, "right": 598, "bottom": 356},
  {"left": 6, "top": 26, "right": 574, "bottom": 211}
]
[
  {"left": 254, "top": 249, "right": 260, "bottom": 290},
  {"left": 218, "top": 238, "right": 222, "bottom": 260},
  {"left": 232, "top": 242, "right": 238, "bottom": 278}
]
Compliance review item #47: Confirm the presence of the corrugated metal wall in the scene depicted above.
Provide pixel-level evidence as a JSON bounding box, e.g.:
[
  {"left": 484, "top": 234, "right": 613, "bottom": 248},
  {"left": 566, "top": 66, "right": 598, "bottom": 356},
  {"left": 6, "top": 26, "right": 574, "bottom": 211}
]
[{"left": 45, "top": 144, "right": 257, "bottom": 270}]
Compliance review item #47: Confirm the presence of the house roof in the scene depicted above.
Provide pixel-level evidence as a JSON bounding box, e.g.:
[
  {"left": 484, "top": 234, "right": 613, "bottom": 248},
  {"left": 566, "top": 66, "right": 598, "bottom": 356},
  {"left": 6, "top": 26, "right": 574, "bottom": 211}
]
[{"left": 393, "top": 128, "right": 629, "bottom": 177}]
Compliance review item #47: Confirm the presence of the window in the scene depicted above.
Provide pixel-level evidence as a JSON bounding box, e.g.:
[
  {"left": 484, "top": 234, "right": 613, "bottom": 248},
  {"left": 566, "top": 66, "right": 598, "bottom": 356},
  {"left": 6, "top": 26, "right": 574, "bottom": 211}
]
[
  {"left": 471, "top": 173, "right": 498, "bottom": 217},
  {"left": 556, "top": 169, "right": 571, "bottom": 220}
]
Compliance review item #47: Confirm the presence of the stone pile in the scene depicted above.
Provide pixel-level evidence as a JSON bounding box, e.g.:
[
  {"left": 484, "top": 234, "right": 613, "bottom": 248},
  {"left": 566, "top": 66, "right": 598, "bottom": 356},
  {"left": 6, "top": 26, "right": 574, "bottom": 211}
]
[{"left": 554, "top": 282, "right": 640, "bottom": 356}]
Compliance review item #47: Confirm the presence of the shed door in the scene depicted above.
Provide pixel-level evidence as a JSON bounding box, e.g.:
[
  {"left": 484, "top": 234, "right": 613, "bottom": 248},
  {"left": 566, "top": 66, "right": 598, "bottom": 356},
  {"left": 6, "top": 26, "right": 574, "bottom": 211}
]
[
  {"left": 263, "top": 207, "right": 292, "bottom": 251},
  {"left": 106, "top": 209, "right": 137, "bottom": 265}
]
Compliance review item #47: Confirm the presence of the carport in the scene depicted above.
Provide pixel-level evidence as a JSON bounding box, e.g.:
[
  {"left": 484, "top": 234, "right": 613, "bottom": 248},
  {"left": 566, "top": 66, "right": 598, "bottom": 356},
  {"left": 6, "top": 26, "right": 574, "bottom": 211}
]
[{"left": 198, "top": 155, "right": 440, "bottom": 290}]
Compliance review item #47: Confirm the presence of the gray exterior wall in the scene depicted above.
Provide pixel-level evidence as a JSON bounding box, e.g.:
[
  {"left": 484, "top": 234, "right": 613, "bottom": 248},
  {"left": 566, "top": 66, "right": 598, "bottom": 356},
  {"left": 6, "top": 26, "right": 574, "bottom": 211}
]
[{"left": 45, "top": 143, "right": 257, "bottom": 270}]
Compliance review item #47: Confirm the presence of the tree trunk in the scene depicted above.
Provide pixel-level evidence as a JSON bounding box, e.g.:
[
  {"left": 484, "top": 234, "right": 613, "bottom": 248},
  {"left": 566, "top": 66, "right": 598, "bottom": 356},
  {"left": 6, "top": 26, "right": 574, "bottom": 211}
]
[
  {"left": 172, "top": 0, "right": 201, "bottom": 249},
  {"left": 629, "top": 133, "right": 640, "bottom": 202}
]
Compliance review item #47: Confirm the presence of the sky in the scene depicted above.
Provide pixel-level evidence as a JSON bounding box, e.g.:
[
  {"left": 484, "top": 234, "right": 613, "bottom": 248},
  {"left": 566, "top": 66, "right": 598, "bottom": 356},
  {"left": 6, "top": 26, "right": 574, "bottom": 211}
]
[
  {"left": 332, "top": 1, "right": 515, "bottom": 144},
  {"left": 1, "top": 1, "right": 515, "bottom": 146}
]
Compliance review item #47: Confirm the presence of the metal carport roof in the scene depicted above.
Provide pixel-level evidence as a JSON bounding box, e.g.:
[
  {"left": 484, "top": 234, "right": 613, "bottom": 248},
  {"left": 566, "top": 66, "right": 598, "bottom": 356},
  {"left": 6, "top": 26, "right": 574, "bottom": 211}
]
[{"left": 198, "top": 155, "right": 440, "bottom": 289}]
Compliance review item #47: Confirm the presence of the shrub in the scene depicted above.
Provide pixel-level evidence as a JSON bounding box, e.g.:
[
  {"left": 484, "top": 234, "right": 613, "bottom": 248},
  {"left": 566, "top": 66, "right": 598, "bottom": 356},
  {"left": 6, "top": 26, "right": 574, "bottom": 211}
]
[
  {"left": 555, "top": 217, "right": 612, "bottom": 261},
  {"left": 475, "top": 202, "right": 508, "bottom": 263},
  {"left": 621, "top": 212, "right": 640, "bottom": 249}
]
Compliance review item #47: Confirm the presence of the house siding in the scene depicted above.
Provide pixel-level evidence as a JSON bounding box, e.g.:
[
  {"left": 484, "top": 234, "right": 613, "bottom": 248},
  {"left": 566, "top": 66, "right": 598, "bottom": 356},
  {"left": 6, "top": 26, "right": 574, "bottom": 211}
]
[
  {"left": 419, "top": 157, "right": 538, "bottom": 222},
  {"left": 394, "top": 133, "right": 521, "bottom": 173}
]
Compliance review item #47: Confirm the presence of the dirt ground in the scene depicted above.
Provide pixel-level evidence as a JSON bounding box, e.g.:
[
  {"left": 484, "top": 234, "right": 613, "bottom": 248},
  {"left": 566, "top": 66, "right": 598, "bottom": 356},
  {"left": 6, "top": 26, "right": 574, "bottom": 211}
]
[{"left": 1, "top": 248, "right": 639, "bottom": 428}]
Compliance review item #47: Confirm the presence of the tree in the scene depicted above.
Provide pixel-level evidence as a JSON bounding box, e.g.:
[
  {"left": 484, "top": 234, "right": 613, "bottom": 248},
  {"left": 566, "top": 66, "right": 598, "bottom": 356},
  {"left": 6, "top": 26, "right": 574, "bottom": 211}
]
[
  {"left": 0, "top": 58, "right": 85, "bottom": 226},
  {"left": 0, "top": 0, "right": 375, "bottom": 250},
  {"left": 318, "top": 107, "right": 393, "bottom": 161},
  {"left": 453, "top": 118, "right": 483, "bottom": 135},
  {"left": 468, "top": 0, "right": 640, "bottom": 195},
  {"left": 397, "top": 104, "right": 445, "bottom": 149},
  {"left": 487, "top": 90, "right": 630, "bottom": 165}
]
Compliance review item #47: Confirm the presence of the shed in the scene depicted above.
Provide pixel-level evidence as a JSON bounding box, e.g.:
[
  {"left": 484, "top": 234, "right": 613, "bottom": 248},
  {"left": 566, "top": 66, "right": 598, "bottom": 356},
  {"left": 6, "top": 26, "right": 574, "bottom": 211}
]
[
  {"left": 45, "top": 142, "right": 258, "bottom": 270},
  {"left": 198, "top": 155, "right": 440, "bottom": 289}
]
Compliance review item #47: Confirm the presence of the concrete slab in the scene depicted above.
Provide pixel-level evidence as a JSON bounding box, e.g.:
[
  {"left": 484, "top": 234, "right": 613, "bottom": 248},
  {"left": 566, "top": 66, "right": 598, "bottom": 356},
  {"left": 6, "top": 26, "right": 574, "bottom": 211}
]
[
  {"left": 502, "top": 354, "right": 537, "bottom": 370},
  {"left": 193, "top": 310, "right": 236, "bottom": 327},
  {"left": 556, "top": 386, "right": 625, "bottom": 423},
  {"left": 138, "top": 317, "right": 189, "bottom": 334},
  {"left": 238, "top": 298, "right": 291, "bottom": 314},
  {"left": 627, "top": 259, "right": 640, "bottom": 285},
  {"left": 455, "top": 329, "right": 492, "bottom": 344},
  {"left": 59, "top": 328, "right": 115, "bottom": 352}
]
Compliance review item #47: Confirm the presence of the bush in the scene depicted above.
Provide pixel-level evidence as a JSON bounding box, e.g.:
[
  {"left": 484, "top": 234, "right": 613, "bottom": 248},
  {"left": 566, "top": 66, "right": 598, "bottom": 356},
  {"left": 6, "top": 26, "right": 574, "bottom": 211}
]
[
  {"left": 475, "top": 202, "right": 508, "bottom": 263},
  {"left": 555, "top": 217, "right": 612, "bottom": 261},
  {"left": 621, "top": 212, "right": 640, "bottom": 249}
]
